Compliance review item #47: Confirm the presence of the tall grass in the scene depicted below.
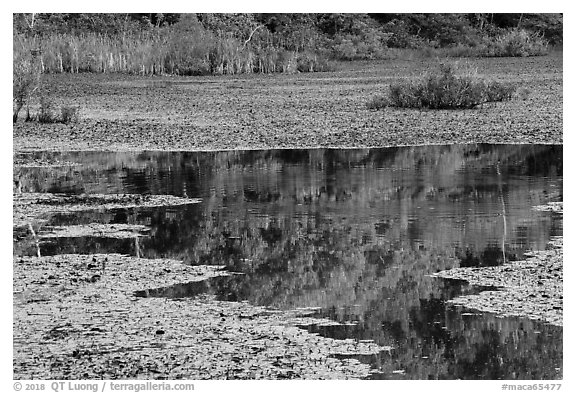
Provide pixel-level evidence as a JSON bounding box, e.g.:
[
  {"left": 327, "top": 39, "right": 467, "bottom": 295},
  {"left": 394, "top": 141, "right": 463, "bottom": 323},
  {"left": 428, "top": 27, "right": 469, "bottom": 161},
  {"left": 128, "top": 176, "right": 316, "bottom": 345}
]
[
  {"left": 14, "top": 28, "right": 334, "bottom": 76},
  {"left": 13, "top": 27, "right": 548, "bottom": 79},
  {"left": 368, "top": 62, "right": 516, "bottom": 110},
  {"left": 14, "top": 23, "right": 549, "bottom": 80}
]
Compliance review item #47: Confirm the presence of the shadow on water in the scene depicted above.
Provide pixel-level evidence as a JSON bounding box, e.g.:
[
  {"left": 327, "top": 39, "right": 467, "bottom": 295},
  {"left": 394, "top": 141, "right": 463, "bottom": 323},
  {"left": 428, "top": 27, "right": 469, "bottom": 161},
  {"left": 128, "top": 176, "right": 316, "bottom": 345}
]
[
  {"left": 37, "top": 237, "right": 136, "bottom": 257},
  {"left": 134, "top": 274, "right": 247, "bottom": 300},
  {"left": 14, "top": 144, "right": 563, "bottom": 379}
]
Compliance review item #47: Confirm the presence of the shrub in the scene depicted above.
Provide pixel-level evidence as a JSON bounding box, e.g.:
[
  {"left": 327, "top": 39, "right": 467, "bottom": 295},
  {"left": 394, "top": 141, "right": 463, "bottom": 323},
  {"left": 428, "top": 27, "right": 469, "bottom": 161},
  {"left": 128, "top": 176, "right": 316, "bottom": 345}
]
[
  {"left": 366, "top": 95, "right": 391, "bottom": 110},
  {"left": 489, "top": 29, "right": 548, "bottom": 57},
  {"left": 37, "top": 97, "right": 58, "bottom": 123},
  {"left": 37, "top": 99, "right": 81, "bottom": 124},
  {"left": 368, "top": 62, "right": 516, "bottom": 110},
  {"left": 296, "top": 51, "right": 335, "bottom": 73},
  {"left": 484, "top": 81, "right": 515, "bottom": 102},
  {"left": 401, "top": 29, "right": 549, "bottom": 59},
  {"left": 516, "top": 87, "right": 531, "bottom": 101},
  {"left": 60, "top": 105, "right": 81, "bottom": 124},
  {"left": 333, "top": 39, "right": 357, "bottom": 60}
]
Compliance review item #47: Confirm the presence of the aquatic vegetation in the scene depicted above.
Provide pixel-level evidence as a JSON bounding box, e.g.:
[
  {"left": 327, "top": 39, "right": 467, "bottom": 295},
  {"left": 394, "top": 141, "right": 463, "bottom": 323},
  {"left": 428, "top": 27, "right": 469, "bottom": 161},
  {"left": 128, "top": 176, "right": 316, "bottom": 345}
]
[
  {"left": 13, "top": 192, "right": 201, "bottom": 228},
  {"left": 13, "top": 253, "right": 386, "bottom": 379},
  {"left": 40, "top": 223, "right": 150, "bottom": 239},
  {"left": 432, "top": 237, "right": 563, "bottom": 326}
]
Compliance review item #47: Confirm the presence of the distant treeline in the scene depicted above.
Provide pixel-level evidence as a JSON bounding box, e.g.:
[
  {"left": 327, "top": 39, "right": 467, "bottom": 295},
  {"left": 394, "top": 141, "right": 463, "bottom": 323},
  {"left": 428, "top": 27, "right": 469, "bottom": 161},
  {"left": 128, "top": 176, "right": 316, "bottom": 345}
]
[{"left": 13, "top": 13, "right": 562, "bottom": 75}]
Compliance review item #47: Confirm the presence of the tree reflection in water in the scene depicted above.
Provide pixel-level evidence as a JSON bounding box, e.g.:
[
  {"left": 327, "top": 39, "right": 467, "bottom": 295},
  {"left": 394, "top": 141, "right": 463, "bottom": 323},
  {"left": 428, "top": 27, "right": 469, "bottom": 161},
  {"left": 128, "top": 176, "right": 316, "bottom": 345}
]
[{"left": 15, "top": 144, "right": 563, "bottom": 379}]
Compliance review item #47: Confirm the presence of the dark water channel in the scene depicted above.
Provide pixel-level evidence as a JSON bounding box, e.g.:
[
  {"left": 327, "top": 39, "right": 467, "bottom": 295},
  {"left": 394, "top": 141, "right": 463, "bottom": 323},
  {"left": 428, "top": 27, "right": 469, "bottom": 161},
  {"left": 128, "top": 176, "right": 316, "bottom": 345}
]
[{"left": 15, "top": 144, "right": 563, "bottom": 379}]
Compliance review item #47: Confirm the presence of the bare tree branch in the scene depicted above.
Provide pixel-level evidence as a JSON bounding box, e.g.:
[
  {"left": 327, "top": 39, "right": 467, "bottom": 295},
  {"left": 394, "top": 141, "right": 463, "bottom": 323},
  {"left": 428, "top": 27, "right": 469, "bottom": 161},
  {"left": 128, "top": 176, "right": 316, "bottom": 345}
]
[
  {"left": 243, "top": 25, "right": 264, "bottom": 49},
  {"left": 24, "top": 13, "right": 36, "bottom": 30}
]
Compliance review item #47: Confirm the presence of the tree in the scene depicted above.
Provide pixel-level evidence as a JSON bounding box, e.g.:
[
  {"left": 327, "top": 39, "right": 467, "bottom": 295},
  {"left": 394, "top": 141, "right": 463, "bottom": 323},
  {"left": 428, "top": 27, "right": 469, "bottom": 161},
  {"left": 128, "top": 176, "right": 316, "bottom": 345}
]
[{"left": 13, "top": 48, "right": 42, "bottom": 122}]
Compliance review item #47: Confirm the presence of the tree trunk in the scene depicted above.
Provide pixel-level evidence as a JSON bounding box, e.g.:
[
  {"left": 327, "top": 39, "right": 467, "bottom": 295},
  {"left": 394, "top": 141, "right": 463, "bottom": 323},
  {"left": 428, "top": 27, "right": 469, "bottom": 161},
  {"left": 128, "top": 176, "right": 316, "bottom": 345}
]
[{"left": 13, "top": 101, "right": 23, "bottom": 123}]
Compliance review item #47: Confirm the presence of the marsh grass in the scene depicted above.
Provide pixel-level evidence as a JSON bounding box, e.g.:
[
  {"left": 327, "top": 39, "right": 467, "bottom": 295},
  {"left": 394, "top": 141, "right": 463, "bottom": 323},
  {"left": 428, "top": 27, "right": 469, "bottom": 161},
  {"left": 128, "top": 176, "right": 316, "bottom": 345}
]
[
  {"left": 14, "top": 30, "right": 333, "bottom": 76},
  {"left": 368, "top": 62, "right": 516, "bottom": 110},
  {"left": 13, "top": 26, "right": 548, "bottom": 80}
]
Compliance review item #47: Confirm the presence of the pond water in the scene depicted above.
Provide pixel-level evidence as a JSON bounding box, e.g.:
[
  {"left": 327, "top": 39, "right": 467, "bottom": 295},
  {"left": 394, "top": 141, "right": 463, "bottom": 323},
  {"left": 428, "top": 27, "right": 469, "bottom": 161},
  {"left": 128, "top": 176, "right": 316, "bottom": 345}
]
[{"left": 14, "top": 144, "right": 563, "bottom": 379}]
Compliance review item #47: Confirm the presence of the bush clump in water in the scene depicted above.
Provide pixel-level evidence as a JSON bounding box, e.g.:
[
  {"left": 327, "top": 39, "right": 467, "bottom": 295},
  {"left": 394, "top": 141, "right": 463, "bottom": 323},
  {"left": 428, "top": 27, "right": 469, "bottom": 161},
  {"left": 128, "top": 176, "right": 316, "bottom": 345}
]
[{"left": 368, "top": 62, "right": 516, "bottom": 110}]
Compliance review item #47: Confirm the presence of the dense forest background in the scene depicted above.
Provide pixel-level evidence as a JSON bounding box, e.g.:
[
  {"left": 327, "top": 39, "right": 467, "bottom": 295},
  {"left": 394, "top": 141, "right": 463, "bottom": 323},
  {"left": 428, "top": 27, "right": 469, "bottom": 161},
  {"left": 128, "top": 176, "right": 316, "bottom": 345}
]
[{"left": 13, "top": 13, "right": 563, "bottom": 75}]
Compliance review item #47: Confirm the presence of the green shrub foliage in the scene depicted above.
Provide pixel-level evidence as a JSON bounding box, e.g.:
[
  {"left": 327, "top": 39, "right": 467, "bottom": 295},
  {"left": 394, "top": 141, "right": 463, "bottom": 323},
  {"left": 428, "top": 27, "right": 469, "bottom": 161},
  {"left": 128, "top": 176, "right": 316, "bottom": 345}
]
[{"left": 369, "top": 63, "right": 516, "bottom": 110}]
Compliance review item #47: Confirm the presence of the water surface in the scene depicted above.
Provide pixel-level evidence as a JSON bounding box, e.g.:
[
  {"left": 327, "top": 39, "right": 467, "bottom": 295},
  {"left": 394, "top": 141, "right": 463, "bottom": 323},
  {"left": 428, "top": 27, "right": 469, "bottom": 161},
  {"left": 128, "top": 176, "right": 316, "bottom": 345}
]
[{"left": 14, "top": 144, "right": 563, "bottom": 379}]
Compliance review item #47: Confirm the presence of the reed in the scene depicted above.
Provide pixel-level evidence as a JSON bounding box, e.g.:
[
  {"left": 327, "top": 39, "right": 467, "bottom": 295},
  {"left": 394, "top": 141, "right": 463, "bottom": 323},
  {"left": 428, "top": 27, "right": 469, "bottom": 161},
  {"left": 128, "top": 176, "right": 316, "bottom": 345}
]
[{"left": 14, "top": 27, "right": 333, "bottom": 76}]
